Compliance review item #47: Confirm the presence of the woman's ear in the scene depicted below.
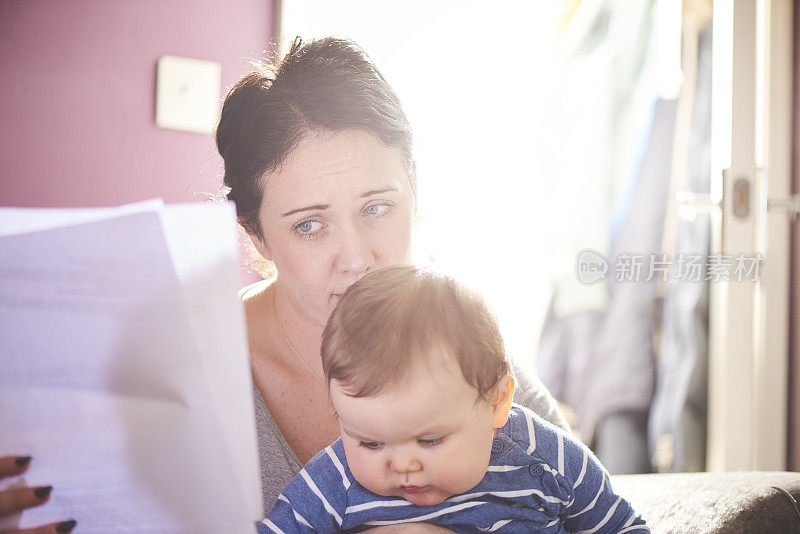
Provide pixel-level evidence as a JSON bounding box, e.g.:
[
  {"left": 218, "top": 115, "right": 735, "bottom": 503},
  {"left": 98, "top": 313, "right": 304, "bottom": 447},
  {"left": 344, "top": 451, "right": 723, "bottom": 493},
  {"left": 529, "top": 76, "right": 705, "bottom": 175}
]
[
  {"left": 491, "top": 375, "right": 515, "bottom": 429},
  {"left": 246, "top": 228, "right": 273, "bottom": 262}
]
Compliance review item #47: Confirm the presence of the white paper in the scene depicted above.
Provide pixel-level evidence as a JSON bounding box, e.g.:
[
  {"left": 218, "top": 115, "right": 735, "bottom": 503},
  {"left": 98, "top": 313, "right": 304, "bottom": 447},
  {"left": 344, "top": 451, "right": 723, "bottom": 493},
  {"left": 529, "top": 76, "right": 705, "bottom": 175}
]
[
  {"left": 0, "top": 199, "right": 165, "bottom": 238},
  {"left": 159, "top": 202, "right": 262, "bottom": 519},
  {"left": 0, "top": 202, "right": 261, "bottom": 533}
]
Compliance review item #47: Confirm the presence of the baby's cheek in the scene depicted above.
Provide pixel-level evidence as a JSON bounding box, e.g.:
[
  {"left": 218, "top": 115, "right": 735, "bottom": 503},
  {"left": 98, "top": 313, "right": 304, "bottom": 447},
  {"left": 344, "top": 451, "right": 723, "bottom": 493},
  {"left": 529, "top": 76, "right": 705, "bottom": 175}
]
[
  {"left": 348, "top": 451, "right": 390, "bottom": 496},
  {"left": 436, "top": 445, "right": 491, "bottom": 494},
  {"left": 441, "top": 465, "right": 483, "bottom": 495}
]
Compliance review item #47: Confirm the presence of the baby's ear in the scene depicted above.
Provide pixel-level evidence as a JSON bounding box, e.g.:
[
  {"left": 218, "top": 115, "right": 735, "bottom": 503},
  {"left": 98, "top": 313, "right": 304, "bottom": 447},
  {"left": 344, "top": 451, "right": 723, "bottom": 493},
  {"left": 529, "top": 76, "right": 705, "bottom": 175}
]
[{"left": 491, "top": 375, "right": 515, "bottom": 429}]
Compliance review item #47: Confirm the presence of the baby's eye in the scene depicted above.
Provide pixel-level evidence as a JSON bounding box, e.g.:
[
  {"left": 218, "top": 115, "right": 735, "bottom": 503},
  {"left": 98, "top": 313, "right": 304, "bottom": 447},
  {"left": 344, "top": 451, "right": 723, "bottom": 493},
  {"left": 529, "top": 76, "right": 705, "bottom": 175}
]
[
  {"left": 363, "top": 202, "right": 393, "bottom": 217},
  {"left": 418, "top": 436, "right": 445, "bottom": 446},
  {"left": 359, "top": 441, "right": 383, "bottom": 450}
]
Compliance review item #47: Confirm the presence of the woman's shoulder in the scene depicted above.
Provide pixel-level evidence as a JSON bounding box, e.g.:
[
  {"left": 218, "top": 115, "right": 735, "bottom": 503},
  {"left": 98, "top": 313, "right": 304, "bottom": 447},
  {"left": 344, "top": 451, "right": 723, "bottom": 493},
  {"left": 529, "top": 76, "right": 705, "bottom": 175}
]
[
  {"left": 240, "top": 278, "right": 276, "bottom": 325},
  {"left": 511, "top": 363, "right": 572, "bottom": 433},
  {"left": 239, "top": 277, "right": 274, "bottom": 302}
]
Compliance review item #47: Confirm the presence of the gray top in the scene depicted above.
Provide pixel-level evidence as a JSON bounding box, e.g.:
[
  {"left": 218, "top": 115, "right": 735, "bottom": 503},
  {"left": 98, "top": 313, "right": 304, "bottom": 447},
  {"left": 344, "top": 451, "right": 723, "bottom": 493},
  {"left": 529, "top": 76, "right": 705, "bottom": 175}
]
[
  {"left": 253, "top": 383, "right": 303, "bottom": 515},
  {"left": 253, "top": 364, "right": 569, "bottom": 514}
]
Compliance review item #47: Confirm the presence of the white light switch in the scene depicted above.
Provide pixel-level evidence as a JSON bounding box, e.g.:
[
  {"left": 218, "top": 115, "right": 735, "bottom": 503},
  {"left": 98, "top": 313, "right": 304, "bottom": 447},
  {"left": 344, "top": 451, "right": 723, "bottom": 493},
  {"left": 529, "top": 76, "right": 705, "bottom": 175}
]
[{"left": 156, "top": 55, "right": 221, "bottom": 135}]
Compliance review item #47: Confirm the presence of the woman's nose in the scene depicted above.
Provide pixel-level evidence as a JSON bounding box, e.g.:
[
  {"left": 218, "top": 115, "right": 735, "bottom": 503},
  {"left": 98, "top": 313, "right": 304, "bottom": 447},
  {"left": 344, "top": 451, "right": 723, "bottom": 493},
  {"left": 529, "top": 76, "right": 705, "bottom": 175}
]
[{"left": 334, "top": 223, "right": 375, "bottom": 275}]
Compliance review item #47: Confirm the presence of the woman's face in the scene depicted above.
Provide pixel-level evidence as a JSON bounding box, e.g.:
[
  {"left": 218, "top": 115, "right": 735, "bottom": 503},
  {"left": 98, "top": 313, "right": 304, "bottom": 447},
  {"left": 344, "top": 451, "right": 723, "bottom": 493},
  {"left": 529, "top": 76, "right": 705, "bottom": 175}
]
[{"left": 254, "top": 129, "right": 415, "bottom": 327}]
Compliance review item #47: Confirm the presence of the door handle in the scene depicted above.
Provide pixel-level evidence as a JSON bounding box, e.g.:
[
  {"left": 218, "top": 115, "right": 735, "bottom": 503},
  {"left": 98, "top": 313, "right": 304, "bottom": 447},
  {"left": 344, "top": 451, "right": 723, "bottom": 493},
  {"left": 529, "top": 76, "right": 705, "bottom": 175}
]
[
  {"left": 766, "top": 196, "right": 800, "bottom": 221},
  {"left": 675, "top": 190, "right": 721, "bottom": 221}
]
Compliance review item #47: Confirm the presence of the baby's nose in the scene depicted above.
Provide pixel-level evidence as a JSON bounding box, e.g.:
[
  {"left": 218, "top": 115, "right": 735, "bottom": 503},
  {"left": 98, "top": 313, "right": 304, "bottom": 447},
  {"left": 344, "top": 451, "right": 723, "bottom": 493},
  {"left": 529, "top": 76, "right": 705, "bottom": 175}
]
[{"left": 389, "top": 451, "right": 422, "bottom": 473}]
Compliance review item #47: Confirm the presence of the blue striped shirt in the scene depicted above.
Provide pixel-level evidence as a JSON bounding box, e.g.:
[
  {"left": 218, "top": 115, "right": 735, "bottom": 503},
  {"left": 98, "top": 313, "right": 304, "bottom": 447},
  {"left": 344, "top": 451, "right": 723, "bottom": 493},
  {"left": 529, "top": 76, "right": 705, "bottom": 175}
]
[{"left": 260, "top": 404, "right": 648, "bottom": 533}]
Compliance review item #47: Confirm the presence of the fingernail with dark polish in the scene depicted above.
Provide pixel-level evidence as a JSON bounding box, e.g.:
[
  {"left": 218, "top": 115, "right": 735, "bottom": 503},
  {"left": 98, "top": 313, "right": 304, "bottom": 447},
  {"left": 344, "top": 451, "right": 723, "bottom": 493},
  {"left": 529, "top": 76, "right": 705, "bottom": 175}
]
[
  {"left": 34, "top": 485, "right": 53, "bottom": 500},
  {"left": 15, "top": 456, "right": 32, "bottom": 467},
  {"left": 55, "top": 519, "right": 77, "bottom": 533}
]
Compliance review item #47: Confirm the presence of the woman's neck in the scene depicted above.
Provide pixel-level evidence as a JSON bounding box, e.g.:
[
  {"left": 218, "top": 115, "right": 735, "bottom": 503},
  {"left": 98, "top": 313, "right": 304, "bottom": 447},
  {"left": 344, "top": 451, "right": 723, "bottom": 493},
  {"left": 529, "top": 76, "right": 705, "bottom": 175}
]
[{"left": 270, "top": 282, "right": 325, "bottom": 380}]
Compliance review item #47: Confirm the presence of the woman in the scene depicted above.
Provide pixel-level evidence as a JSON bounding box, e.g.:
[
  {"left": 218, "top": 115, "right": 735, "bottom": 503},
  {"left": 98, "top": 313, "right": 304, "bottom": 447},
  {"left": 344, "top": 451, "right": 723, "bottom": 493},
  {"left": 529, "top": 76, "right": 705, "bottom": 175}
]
[
  {"left": 1, "top": 37, "right": 567, "bottom": 531},
  {"left": 219, "top": 36, "right": 569, "bottom": 514}
]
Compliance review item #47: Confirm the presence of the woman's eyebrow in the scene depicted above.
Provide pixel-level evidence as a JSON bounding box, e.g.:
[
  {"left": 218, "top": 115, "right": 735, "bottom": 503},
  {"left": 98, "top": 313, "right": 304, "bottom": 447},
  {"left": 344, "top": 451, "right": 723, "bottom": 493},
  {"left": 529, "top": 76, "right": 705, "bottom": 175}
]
[
  {"left": 360, "top": 187, "right": 398, "bottom": 198},
  {"left": 281, "top": 203, "right": 329, "bottom": 217},
  {"left": 281, "top": 187, "right": 399, "bottom": 216}
]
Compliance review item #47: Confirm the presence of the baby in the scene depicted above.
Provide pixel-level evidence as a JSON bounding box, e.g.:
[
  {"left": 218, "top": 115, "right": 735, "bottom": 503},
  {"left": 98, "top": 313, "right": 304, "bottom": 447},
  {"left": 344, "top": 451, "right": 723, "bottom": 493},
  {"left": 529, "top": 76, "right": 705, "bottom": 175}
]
[{"left": 260, "top": 266, "right": 648, "bottom": 533}]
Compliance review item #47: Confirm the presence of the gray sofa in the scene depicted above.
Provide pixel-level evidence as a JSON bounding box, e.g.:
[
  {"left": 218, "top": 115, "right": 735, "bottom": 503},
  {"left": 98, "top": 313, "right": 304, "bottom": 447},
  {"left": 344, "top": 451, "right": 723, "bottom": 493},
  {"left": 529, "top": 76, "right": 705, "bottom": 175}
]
[{"left": 611, "top": 472, "right": 800, "bottom": 533}]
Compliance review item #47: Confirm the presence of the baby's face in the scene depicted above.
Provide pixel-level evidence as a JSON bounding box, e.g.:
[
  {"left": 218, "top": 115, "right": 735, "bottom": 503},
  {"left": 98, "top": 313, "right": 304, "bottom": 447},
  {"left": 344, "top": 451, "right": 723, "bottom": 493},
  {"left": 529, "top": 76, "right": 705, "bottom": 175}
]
[{"left": 330, "top": 348, "right": 500, "bottom": 507}]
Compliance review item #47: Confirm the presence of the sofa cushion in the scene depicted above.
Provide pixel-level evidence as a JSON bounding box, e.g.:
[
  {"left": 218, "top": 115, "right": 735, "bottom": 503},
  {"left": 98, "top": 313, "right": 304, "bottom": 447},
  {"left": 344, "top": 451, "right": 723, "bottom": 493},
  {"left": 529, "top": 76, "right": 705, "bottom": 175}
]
[{"left": 611, "top": 471, "right": 800, "bottom": 533}]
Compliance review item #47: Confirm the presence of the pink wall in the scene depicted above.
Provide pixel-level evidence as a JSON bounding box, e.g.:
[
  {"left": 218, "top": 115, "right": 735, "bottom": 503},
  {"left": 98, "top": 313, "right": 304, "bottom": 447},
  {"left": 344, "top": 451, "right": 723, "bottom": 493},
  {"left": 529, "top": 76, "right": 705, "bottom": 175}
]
[{"left": 0, "top": 0, "right": 273, "bottom": 208}]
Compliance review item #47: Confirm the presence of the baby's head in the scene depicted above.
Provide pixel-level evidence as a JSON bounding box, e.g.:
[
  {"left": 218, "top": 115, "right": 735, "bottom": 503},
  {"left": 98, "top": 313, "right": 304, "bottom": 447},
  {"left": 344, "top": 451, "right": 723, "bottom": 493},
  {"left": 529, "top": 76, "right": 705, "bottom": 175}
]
[{"left": 321, "top": 266, "right": 515, "bottom": 506}]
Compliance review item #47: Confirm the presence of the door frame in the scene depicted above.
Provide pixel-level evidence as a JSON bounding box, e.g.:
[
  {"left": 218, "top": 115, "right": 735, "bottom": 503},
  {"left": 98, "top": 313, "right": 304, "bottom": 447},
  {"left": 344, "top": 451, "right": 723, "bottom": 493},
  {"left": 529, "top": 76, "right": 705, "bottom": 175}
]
[{"left": 707, "top": 0, "right": 793, "bottom": 472}]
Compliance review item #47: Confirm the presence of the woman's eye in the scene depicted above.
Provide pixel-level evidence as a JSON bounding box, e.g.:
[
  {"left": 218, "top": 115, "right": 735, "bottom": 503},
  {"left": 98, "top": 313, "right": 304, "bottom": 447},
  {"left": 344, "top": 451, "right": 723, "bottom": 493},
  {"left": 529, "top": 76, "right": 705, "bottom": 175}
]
[
  {"left": 294, "top": 219, "right": 324, "bottom": 236},
  {"left": 359, "top": 441, "right": 383, "bottom": 450},
  {"left": 363, "top": 202, "right": 393, "bottom": 217},
  {"left": 418, "top": 436, "right": 445, "bottom": 446}
]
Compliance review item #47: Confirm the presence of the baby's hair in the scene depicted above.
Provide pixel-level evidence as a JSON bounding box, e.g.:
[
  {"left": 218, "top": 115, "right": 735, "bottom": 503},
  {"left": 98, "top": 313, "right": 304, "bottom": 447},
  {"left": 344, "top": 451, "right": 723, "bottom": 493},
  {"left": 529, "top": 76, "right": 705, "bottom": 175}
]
[{"left": 321, "top": 266, "right": 510, "bottom": 403}]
